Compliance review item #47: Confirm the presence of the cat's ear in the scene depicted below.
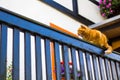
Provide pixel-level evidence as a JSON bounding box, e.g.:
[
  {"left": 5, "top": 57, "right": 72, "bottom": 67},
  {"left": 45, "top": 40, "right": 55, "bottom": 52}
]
[{"left": 81, "top": 25, "right": 88, "bottom": 29}]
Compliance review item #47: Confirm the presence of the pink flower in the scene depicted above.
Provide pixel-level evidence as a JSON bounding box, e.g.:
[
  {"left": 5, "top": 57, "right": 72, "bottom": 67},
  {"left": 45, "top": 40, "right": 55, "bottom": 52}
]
[
  {"left": 106, "top": 4, "right": 110, "bottom": 8},
  {"left": 108, "top": 3, "right": 112, "bottom": 6},
  {"left": 103, "top": 0, "right": 106, "bottom": 4},
  {"left": 99, "top": 0, "right": 103, "bottom": 4},
  {"left": 110, "top": 10, "right": 113, "bottom": 13},
  {"left": 102, "top": 13, "right": 106, "bottom": 17}
]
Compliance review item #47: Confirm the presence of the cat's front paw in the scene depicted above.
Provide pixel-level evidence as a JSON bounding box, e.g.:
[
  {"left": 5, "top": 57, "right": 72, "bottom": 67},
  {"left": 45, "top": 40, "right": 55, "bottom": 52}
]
[{"left": 105, "top": 50, "right": 112, "bottom": 54}]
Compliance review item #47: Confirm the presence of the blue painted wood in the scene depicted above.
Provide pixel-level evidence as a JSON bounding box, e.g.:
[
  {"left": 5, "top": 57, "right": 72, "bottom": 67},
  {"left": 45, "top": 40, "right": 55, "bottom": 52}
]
[
  {"left": 110, "top": 61, "right": 118, "bottom": 80},
  {"left": 25, "top": 32, "right": 31, "bottom": 80},
  {"left": 0, "top": 23, "right": 2, "bottom": 49},
  {"left": 78, "top": 50, "right": 86, "bottom": 80},
  {"left": 104, "top": 59, "right": 113, "bottom": 80},
  {"left": 104, "top": 53, "right": 120, "bottom": 62},
  {"left": 0, "top": 24, "right": 7, "bottom": 80},
  {"left": 99, "top": 57, "right": 107, "bottom": 80},
  {"left": 45, "top": 39, "right": 52, "bottom": 80},
  {"left": 116, "top": 62, "right": 120, "bottom": 80},
  {"left": 13, "top": 28, "right": 20, "bottom": 80},
  {"left": 0, "top": 8, "right": 120, "bottom": 80},
  {"left": 54, "top": 42, "right": 61, "bottom": 80},
  {"left": 71, "top": 47, "right": 77, "bottom": 80},
  {"left": 0, "top": 9, "right": 120, "bottom": 61},
  {"left": 35, "top": 35, "right": 42, "bottom": 80},
  {"left": 62, "top": 45, "right": 70, "bottom": 80},
  {"left": 86, "top": 53, "right": 94, "bottom": 80},
  {"left": 92, "top": 55, "right": 101, "bottom": 80},
  {"left": 0, "top": 9, "right": 103, "bottom": 55}
]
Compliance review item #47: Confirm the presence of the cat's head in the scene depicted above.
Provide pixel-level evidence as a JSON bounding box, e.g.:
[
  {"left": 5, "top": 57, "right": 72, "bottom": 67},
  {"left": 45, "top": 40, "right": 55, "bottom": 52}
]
[{"left": 77, "top": 25, "right": 89, "bottom": 36}]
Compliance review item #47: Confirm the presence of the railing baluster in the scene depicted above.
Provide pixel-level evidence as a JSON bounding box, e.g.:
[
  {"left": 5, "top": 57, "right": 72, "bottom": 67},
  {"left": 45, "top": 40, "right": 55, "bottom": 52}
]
[
  {"left": 35, "top": 35, "right": 42, "bottom": 80},
  {"left": 105, "top": 59, "right": 113, "bottom": 80},
  {"left": 71, "top": 47, "right": 77, "bottom": 80},
  {"left": 111, "top": 61, "right": 118, "bottom": 80},
  {"left": 45, "top": 39, "right": 52, "bottom": 80},
  {"left": 86, "top": 53, "right": 94, "bottom": 80},
  {"left": 92, "top": 55, "right": 101, "bottom": 80},
  {"left": 0, "top": 24, "right": 7, "bottom": 80},
  {"left": 99, "top": 57, "right": 107, "bottom": 80},
  {"left": 0, "top": 23, "right": 2, "bottom": 51},
  {"left": 54, "top": 42, "right": 61, "bottom": 80},
  {"left": 0, "top": 9, "right": 120, "bottom": 80},
  {"left": 62, "top": 45, "right": 70, "bottom": 80},
  {"left": 13, "top": 28, "right": 20, "bottom": 80},
  {"left": 78, "top": 50, "right": 87, "bottom": 80},
  {"left": 116, "top": 62, "right": 120, "bottom": 80},
  {"left": 25, "top": 32, "right": 31, "bottom": 80}
]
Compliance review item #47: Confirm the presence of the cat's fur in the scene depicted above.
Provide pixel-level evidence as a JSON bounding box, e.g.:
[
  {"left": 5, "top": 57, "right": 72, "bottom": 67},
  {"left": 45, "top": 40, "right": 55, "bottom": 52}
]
[{"left": 77, "top": 25, "right": 113, "bottom": 54}]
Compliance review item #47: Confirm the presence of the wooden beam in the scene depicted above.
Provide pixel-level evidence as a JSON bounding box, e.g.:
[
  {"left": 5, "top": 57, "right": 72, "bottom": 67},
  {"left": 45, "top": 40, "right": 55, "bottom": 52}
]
[{"left": 112, "top": 40, "right": 120, "bottom": 50}]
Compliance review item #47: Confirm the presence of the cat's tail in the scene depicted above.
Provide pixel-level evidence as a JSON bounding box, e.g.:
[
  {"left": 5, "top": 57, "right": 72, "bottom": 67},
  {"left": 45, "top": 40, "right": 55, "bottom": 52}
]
[{"left": 104, "top": 44, "right": 113, "bottom": 54}]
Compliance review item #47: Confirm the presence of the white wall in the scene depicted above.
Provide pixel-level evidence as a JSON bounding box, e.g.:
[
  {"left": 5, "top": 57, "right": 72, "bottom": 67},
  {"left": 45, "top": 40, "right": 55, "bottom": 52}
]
[
  {"left": 0, "top": 0, "right": 105, "bottom": 34},
  {"left": 78, "top": 0, "right": 105, "bottom": 23}
]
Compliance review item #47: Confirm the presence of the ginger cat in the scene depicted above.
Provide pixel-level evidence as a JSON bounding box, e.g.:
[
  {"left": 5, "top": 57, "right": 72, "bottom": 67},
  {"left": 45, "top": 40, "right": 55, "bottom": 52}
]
[{"left": 77, "top": 25, "right": 113, "bottom": 54}]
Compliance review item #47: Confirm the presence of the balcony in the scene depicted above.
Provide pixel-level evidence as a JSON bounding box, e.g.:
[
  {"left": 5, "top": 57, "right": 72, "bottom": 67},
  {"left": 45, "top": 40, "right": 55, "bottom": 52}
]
[{"left": 0, "top": 8, "right": 120, "bottom": 80}]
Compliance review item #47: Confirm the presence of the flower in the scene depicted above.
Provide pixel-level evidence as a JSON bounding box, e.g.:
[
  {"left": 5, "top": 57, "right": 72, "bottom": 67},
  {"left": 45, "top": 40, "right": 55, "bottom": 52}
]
[
  {"left": 60, "top": 62, "right": 81, "bottom": 79},
  {"left": 99, "top": 0, "right": 120, "bottom": 18}
]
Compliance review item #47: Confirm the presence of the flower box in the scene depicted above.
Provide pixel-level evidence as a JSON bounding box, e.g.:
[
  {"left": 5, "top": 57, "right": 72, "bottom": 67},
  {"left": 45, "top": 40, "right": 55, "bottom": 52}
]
[{"left": 99, "top": 0, "right": 120, "bottom": 18}]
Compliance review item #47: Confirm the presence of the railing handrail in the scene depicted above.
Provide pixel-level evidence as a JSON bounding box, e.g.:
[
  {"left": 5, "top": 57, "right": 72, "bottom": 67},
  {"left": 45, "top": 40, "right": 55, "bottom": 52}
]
[{"left": 0, "top": 7, "right": 120, "bottom": 62}]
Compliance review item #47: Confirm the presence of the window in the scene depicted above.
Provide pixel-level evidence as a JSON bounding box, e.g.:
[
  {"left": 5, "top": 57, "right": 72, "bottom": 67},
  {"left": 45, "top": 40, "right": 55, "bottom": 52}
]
[{"left": 41, "top": 0, "right": 94, "bottom": 25}]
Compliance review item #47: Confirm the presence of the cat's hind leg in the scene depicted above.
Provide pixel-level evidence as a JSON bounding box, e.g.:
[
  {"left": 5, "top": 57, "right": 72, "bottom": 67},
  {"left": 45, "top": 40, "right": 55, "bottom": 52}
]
[{"left": 104, "top": 44, "right": 113, "bottom": 54}]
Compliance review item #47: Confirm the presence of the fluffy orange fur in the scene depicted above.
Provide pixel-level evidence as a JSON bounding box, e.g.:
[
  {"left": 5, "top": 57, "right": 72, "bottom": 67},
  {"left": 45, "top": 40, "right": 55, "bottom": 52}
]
[{"left": 77, "top": 25, "right": 113, "bottom": 54}]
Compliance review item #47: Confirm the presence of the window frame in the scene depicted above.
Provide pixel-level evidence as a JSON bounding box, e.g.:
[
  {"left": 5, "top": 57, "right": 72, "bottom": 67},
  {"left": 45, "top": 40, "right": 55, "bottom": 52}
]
[
  {"left": 41, "top": 0, "right": 94, "bottom": 25},
  {"left": 89, "top": 0, "right": 99, "bottom": 5}
]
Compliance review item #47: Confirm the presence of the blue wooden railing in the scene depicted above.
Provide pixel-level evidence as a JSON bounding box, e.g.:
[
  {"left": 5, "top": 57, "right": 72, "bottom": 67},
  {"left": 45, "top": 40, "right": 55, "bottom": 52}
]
[{"left": 0, "top": 8, "right": 120, "bottom": 80}]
